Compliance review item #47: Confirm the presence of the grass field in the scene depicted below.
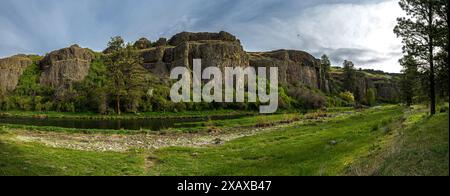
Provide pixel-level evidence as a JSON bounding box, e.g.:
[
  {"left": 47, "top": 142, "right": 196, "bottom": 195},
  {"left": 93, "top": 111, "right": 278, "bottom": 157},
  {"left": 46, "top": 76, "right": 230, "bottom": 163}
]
[{"left": 0, "top": 105, "right": 448, "bottom": 176}]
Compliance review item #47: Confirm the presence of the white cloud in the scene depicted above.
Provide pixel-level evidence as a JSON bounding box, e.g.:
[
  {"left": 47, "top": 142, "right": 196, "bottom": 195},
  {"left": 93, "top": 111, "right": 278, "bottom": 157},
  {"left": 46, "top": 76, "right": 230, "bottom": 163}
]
[
  {"left": 235, "top": 0, "right": 404, "bottom": 72},
  {"left": 0, "top": 0, "right": 404, "bottom": 73}
]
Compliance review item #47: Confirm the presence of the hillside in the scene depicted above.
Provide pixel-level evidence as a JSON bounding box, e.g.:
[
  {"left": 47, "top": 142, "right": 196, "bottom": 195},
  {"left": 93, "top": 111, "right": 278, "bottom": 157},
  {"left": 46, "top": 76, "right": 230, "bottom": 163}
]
[{"left": 0, "top": 31, "right": 402, "bottom": 113}]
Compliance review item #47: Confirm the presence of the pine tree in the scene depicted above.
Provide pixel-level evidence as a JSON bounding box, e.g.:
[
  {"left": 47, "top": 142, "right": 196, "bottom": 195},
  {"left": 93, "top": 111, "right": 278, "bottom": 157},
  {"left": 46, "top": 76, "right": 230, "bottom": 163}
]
[
  {"left": 343, "top": 60, "right": 356, "bottom": 93},
  {"left": 320, "top": 54, "right": 332, "bottom": 91},
  {"left": 394, "top": 0, "right": 447, "bottom": 115},
  {"left": 321, "top": 54, "right": 331, "bottom": 75},
  {"left": 105, "top": 37, "right": 145, "bottom": 115},
  {"left": 400, "top": 55, "right": 419, "bottom": 106}
]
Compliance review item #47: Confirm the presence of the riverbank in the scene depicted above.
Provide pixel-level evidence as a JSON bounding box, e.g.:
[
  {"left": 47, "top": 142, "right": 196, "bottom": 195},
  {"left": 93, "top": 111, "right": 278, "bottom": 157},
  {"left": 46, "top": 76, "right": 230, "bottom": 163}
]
[
  {"left": 0, "top": 111, "right": 340, "bottom": 151},
  {"left": 0, "top": 110, "right": 256, "bottom": 120}
]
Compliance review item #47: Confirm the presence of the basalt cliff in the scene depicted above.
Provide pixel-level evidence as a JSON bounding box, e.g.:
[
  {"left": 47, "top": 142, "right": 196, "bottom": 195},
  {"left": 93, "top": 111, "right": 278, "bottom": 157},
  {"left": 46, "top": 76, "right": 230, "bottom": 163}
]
[{"left": 0, "top": 31, "right": 400, "bottom": 104}]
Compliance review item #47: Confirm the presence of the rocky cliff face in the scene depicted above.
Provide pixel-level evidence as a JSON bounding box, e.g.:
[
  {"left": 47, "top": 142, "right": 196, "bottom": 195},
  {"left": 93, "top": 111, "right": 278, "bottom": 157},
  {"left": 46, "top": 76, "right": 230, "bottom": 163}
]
[
  {"left": 249, "top": 50, "right": 329, "bottom": 92},
  {"left": 371, "top": 78, "right": 401, "bottom": 102},
  {"left": 140, "top": 32, "right": 249, "bottom": 76},
  {"left": 0, "top": 55, "right": 33, "bottom": 94},
  {"left": 140, "top": 32, "right": 329, "bottom": 93},
  {"left": 330, "top": 71, "right": 401, "bottom": 102},
  {"left": 39, "top": 44, "right": 94, "bottom": 88}
]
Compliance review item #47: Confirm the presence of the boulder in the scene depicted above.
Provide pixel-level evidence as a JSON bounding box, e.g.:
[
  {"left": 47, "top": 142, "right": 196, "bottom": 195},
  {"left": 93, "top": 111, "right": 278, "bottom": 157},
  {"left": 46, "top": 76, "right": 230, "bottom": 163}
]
[
  {"left": 39, "top": 44, "right": 94, "bottom": 88},
  {"left": 0, "top": 55, "right": 33, "bottom": 93}
]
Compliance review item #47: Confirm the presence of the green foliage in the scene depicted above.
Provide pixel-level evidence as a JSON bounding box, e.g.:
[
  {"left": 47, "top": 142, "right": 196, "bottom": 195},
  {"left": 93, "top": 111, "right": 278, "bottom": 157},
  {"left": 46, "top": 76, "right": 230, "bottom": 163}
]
[
  {"left": 400, "top": 55, "right": 419, "bottom": 105},
  {"left": 72, "top": 56, "right": 109, "bottom": 113},
  {"left": 395, "top": 0, "right": 448, "bottom": 115},
  {"left": 1, "top": 61, "right": 55, "bottom": 111},
  {"left": 105, "top": 41, "right": 146, "bottom": 114},
  {"left": 34, "top": 96, "right": 43, "bottom": 112},
  {"left": 327, "top": 96, "right": 349, "bottom": 107},
  {"left": 103, "top": 36, "right": 125, "bottom": 54},
  {"left": 364, "top": 88, "right": 377, "bottom": 106},
  {"left": 320, "top": 54, "right": 331, "bottom": 80},
  {"left": 287, "top": 86, "right": 326, "bottom": 110},
  {"left": 14, "top": 62, "right": 42, "bottom": 96},
  {"left": 278, "top": 86, "right": 295, "bottom": 109},
  {"left": 339, "top": 91, "right": 355, "bottom": 104},
  {"left": 133, "top": 37, "right": 152, "bottom": 49},
  {"left": 343, "top": 60, "right": 356, "bottom": 93}
]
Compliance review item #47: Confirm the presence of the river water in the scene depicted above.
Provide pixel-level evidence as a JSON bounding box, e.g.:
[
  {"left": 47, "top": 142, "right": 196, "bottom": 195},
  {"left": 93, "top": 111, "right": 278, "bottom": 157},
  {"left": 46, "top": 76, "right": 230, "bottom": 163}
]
[{"left": 0, "top": 115, "right": 248, "bottom": 131}]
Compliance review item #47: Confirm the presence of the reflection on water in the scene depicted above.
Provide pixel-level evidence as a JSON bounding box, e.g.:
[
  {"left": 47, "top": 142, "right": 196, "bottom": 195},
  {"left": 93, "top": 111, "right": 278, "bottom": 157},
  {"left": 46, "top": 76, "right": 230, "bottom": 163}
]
[{"left": 0, "top": 115, "right": 247, "bottom": 131}]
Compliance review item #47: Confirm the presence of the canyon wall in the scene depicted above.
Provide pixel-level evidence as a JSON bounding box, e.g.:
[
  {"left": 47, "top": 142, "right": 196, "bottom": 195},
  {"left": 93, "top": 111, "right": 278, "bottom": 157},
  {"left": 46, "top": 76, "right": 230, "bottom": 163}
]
[{"left": 0, "top": 31, "right": 400, "bottom": 103}]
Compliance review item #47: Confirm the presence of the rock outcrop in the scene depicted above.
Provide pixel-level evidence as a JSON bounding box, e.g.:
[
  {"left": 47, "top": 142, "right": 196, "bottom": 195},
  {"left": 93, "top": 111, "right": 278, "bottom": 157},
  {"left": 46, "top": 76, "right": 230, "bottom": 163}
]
[
  {"left": 249, "top": 50, "right": 329, "bottom": 92},
  {"left": 371, "top": 78, "right": 401, "bottom": 102},
  {"left": 0, "top": 55, "right": 33, "bottom": 93},
  {"left": 1, "top": 31, "right": 400, "bottom": 105},
  {"left": 140, "top": 32, "right": 330, "bottom": 93},
  {"left": 168, "top": 31, "right": 238, "bottom": 46},
  {"left": 39, "top": 44, "right": 94, "bottom": 88},
  {"left": 140, "top": 32, "right": 248, "bottom": 76},
  {"left": 330, "top": 70, "right": 401, "bottom": 102}
]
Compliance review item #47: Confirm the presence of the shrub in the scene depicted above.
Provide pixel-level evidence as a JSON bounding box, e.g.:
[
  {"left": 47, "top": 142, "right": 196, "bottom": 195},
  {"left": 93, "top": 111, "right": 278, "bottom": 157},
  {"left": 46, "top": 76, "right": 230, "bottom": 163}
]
[
  {"left": 339, "top": 91, "right": 355, "bottom": 104},
  {"left": 288, "top": 87, "right": 326, "bottom": 110},
  {"left": 16, "top": 96, "right": 33, "bottom": 111},
  {"left": 278, "top": 86, "right": 295, "bottom": 109},
  {"left": 34, "top": 96, "right": 43, "bottom": 111},
  {"left": 327, "top": 96, "right": 348, "bottom": 107},
  {"left": 133, "top": 38, "right": 152, "bottom": 49},
  {"left": 42, "top": 101, "right": 53, "bottom": 111},
  {"left": 14, "top": 63, "right": 42, "bottom": 96}
]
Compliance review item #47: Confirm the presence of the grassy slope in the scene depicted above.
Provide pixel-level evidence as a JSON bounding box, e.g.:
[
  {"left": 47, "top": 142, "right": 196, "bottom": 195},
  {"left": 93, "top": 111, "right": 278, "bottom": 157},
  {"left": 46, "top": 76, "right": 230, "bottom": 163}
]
[
  {"left": 148, "top": 106, "right": 405, "bottom": 176},
  {"left": 377, "top": 113, "right": 449, "bottom": 176}
]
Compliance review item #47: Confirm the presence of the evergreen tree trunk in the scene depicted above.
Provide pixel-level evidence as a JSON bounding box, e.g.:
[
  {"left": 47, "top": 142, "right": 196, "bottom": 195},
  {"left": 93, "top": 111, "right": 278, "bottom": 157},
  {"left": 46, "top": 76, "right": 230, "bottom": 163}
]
[
  {"left": 429, "top": 5, "right": 436, "bottom": 115},
  {"left": 116, "top": 95, "right": 121, "bottom": 115}
]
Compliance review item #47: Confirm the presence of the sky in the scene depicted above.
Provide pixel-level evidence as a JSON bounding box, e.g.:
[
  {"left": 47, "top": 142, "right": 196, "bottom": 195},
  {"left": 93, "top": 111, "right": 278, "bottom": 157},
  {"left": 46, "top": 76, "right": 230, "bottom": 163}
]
[{"left": 0, "top": 0, "right": 404, "bottom": 73}]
